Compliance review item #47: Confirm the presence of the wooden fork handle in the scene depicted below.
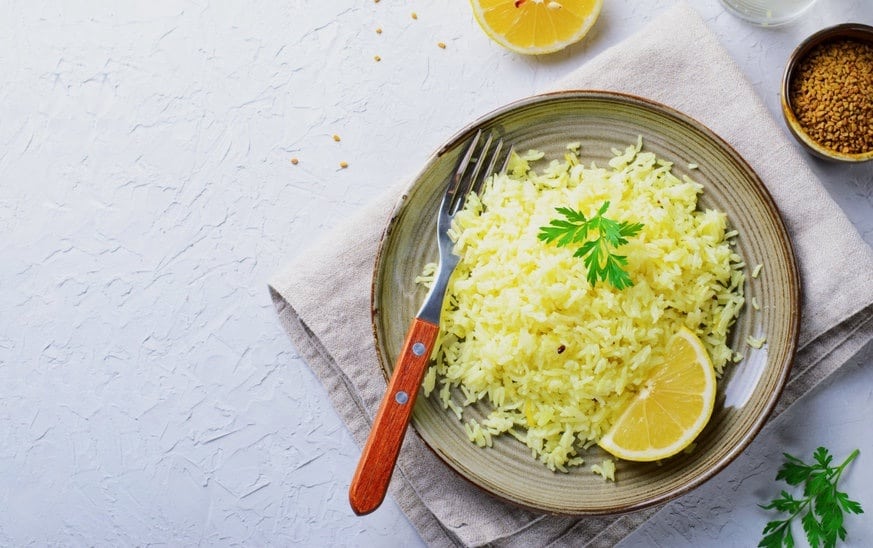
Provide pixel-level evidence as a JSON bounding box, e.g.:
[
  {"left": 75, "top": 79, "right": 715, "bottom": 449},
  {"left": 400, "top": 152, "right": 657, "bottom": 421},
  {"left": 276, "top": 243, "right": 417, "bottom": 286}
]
[{"left": 349, "top": 317, "right": 440, "bottom": 516}]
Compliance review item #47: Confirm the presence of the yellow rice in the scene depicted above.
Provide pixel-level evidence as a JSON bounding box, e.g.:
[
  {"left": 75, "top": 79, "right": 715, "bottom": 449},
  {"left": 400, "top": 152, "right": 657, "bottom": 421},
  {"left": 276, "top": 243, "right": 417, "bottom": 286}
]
[{"left": 419, "top": 140, "right": 745, "bottom": 472}]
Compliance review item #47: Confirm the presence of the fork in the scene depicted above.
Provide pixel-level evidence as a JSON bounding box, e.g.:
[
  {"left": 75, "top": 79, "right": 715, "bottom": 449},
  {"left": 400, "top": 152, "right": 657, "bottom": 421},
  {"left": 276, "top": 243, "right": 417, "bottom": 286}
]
[{"left": 348, "top": 130, "right": 510, "bottom": 516}]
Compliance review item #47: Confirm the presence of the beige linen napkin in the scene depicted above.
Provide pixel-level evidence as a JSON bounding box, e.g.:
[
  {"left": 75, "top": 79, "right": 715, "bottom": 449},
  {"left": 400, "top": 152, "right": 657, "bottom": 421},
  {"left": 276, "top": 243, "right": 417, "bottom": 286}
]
[{"left": 270, "top": 3, "right": 873, "bottom": 547}]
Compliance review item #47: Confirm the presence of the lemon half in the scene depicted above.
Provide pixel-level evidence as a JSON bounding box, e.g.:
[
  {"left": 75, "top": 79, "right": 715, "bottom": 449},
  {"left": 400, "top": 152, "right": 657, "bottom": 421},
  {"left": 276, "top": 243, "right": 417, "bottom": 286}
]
[
  {"left": 598, "top": 327, "right": 718, "bottom": 462},
  {"left": 470, "top": 0, "right": 603, "bottom": 55}
]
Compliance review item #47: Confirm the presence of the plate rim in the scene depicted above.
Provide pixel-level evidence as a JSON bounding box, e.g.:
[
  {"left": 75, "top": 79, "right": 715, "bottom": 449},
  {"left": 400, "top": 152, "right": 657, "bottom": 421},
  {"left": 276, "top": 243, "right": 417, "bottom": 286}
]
[{"left": 369, "top": 89, "right": 802, "bottom": 515}]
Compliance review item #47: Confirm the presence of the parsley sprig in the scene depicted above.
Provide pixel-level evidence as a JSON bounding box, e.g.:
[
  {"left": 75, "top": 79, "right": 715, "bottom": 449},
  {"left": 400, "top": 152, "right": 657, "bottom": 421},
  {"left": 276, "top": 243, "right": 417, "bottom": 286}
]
[
  {"left": 759, "top": 447, "right": 863, "bottom": 548},
  {"left": 537, "top": 201, "right": 643, "bottom": 290}
]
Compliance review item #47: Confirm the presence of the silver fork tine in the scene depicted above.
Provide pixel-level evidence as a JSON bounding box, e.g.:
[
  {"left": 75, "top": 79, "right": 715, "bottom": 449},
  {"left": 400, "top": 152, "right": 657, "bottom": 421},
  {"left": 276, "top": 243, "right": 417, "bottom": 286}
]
[
  {"left": 451, "top": 132, "right": 493, "bottom": 215},
  {"left": 444, "top": 130, "right": 482, "bottom": 214},
  {"left": 470, "top": 139, "right": 503, "bottom": 198},
  {"left": 500, "top": 146, "right": 514, "bottom": 174}
]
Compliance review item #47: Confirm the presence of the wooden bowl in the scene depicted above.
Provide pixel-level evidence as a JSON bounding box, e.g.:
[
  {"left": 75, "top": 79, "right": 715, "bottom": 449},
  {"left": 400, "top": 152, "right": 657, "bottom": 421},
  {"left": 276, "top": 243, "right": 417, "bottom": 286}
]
[{"left": 372, "top": 91, "right": 801, "bottom": 514}]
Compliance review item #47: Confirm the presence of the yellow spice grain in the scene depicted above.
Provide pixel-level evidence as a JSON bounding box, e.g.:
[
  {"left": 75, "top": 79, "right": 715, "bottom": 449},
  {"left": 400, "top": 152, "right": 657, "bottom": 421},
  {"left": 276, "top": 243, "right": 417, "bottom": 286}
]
[
  {"left": 374, "top": 55, "right": 381, "bottom": 62},
  {"left": 339, "top": 161, "right": 349, "bottom": 169},
  {"left": 332, "top": 134, "right": 341, "bottom": 142},
  {"left": 291, "top": 157, "right": 299, "bottom": 165},
  {"left": 438, "top": 42, "right": 447, "bottom": 49}
]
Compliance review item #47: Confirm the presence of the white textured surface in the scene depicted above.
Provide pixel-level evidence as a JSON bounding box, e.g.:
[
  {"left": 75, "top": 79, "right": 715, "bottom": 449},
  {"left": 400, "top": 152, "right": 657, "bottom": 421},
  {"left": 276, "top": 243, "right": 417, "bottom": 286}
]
[{"left": 0, "top": 1, "right": 870, "bottom": 546}]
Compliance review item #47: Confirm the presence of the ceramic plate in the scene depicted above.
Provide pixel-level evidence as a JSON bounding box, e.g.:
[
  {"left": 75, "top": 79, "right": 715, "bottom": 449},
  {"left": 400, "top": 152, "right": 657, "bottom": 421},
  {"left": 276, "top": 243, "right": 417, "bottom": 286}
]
[{"left": 371, "top": 91, "right": 800, "bottom": 514}]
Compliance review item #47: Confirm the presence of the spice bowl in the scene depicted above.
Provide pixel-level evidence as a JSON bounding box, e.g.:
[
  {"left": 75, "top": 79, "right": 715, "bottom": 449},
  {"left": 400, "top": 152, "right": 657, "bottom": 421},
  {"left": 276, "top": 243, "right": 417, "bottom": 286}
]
[{"left": 781, "top": 23, "right": 873, "bottom": 163}]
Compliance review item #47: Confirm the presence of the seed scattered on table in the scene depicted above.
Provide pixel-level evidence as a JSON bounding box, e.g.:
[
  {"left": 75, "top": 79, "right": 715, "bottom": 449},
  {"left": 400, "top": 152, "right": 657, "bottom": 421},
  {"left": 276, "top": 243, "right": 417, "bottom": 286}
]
[
  {"left": 376, "top": 27, "right": 382, "bottom": 35},
  {"left": 333, "top": 134, "right": 341, "bottom": 142},
  {"left": 789, "top": 38, "right": 873, "bottom": 154},
  {"left": 411, "top": 12, "right": 418, "bottom": 20},
  {"left": 437, "top": 42, "right": 446, "bottom": 49},
  {"left": 374, "top": 54, "right": 381, "bottom": 62},
  {"left": 291, "top": 157, "right": 299, "bottom": 165},
  {"left": 339, "top": 161, "right": 349, "bottom": 169}
]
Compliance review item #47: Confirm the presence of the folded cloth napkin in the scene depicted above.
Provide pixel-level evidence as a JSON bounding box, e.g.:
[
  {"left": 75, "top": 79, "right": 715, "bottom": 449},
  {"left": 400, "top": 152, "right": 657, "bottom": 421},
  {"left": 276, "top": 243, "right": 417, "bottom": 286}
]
[{"left": 269, "top": 3, "right": 873, "bottom": 546}]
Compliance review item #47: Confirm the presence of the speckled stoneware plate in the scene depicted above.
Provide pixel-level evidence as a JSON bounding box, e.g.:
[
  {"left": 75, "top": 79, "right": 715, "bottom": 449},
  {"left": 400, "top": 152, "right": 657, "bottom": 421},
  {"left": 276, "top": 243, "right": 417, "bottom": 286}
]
[{"left": 371, "top": 90, "right": 800, "bottom": 515}]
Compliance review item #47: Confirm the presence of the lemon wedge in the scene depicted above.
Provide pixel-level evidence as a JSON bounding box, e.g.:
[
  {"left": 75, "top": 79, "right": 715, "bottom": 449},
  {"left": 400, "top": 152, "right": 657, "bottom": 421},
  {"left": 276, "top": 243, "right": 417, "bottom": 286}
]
[
  {"left": 470, "top": 0, "right": 602, "bottom": 55},
  {"left": 598, "top": 327, "right": 717, "bottom": 462}
]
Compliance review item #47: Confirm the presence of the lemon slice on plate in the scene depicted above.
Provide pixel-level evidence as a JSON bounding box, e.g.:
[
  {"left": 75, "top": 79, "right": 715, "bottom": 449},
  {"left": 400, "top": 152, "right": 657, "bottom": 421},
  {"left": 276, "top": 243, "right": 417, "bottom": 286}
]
[
  {"left": 598, "top": 327, "right": 718, "bottom": 462},
  {"left": 470, "top": 0, "right": 603, "bottom": 55}
]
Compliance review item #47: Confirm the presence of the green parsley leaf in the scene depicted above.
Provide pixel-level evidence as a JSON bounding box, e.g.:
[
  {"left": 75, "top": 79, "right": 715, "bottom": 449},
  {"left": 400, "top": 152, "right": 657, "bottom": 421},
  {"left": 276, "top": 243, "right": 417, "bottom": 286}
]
[
  {"left": 761, "top": 491, "right": 804, "bottom": 514},
  {"left": 537, "top": 201, "right": 643, "bottom": 290},
  {"left": 759, "top": 448, "right": 862, "bottom": 548},
  {"left": 776, "top": 453, "right": 814, "bottom": 486},
  {"left": 760, "top": 520, "right": 794, "bottom": 548}
]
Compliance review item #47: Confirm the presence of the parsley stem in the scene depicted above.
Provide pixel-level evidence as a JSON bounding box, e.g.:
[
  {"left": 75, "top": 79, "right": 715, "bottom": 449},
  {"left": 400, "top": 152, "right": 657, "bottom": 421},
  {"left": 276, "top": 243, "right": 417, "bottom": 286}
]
[
  {"left": 834, "top": 448, "right": 860, "bottom": 482},
  {"left": 783, "top": 493, "right": 812, "bottom": 526}
]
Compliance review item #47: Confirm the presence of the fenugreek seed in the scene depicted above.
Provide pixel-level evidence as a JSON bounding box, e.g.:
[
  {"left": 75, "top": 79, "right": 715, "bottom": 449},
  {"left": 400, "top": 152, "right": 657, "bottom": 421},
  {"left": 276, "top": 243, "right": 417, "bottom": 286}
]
[
  {"left": 437, "top": 42, "right": 446, "bottom": 49},
  {"left": 411, "top": 12, "right": 418, "bottom": 19},
  {"left": 789, "top": 38, "right": 873, "bottom": 154},
  {"left": 340, "top": 161, "right": 349, "bottom": 169},
  {"left": 291, "top": 157, "right": 299, "bottom": 165},
  {"left": 333, "top": 134, "right": 341, "bottom": 142},
  {"left": 376, "top": 27, "right": 382, "bottom": 34},
  {"left": 374, "top": 55, "right": 381, "bottom": 62}
]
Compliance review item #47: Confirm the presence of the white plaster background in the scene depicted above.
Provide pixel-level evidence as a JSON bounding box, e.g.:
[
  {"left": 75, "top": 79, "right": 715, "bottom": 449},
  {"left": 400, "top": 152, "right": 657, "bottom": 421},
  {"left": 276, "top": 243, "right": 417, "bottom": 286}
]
[{"left": 0, "top": 0, "right": 870, "bottom": 546}]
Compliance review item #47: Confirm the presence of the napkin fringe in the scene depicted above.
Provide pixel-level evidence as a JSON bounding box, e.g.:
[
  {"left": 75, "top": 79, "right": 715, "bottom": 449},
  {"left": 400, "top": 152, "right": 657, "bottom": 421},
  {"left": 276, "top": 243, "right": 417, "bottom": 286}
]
[
  {"left": 484, "top": 514, "right": 569, "bottom": 548},
  {"left": 270, "top": 291, "right": 370, "bottom": 421},
  {"left": 566, "top": 507, "right": 660, "bottom": 548},
  {"left": 269, "top": 289, "right": 462, "bottom": 548},
  {"left": 774, "top": 304, "right": 873, "bottom": 418}
]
